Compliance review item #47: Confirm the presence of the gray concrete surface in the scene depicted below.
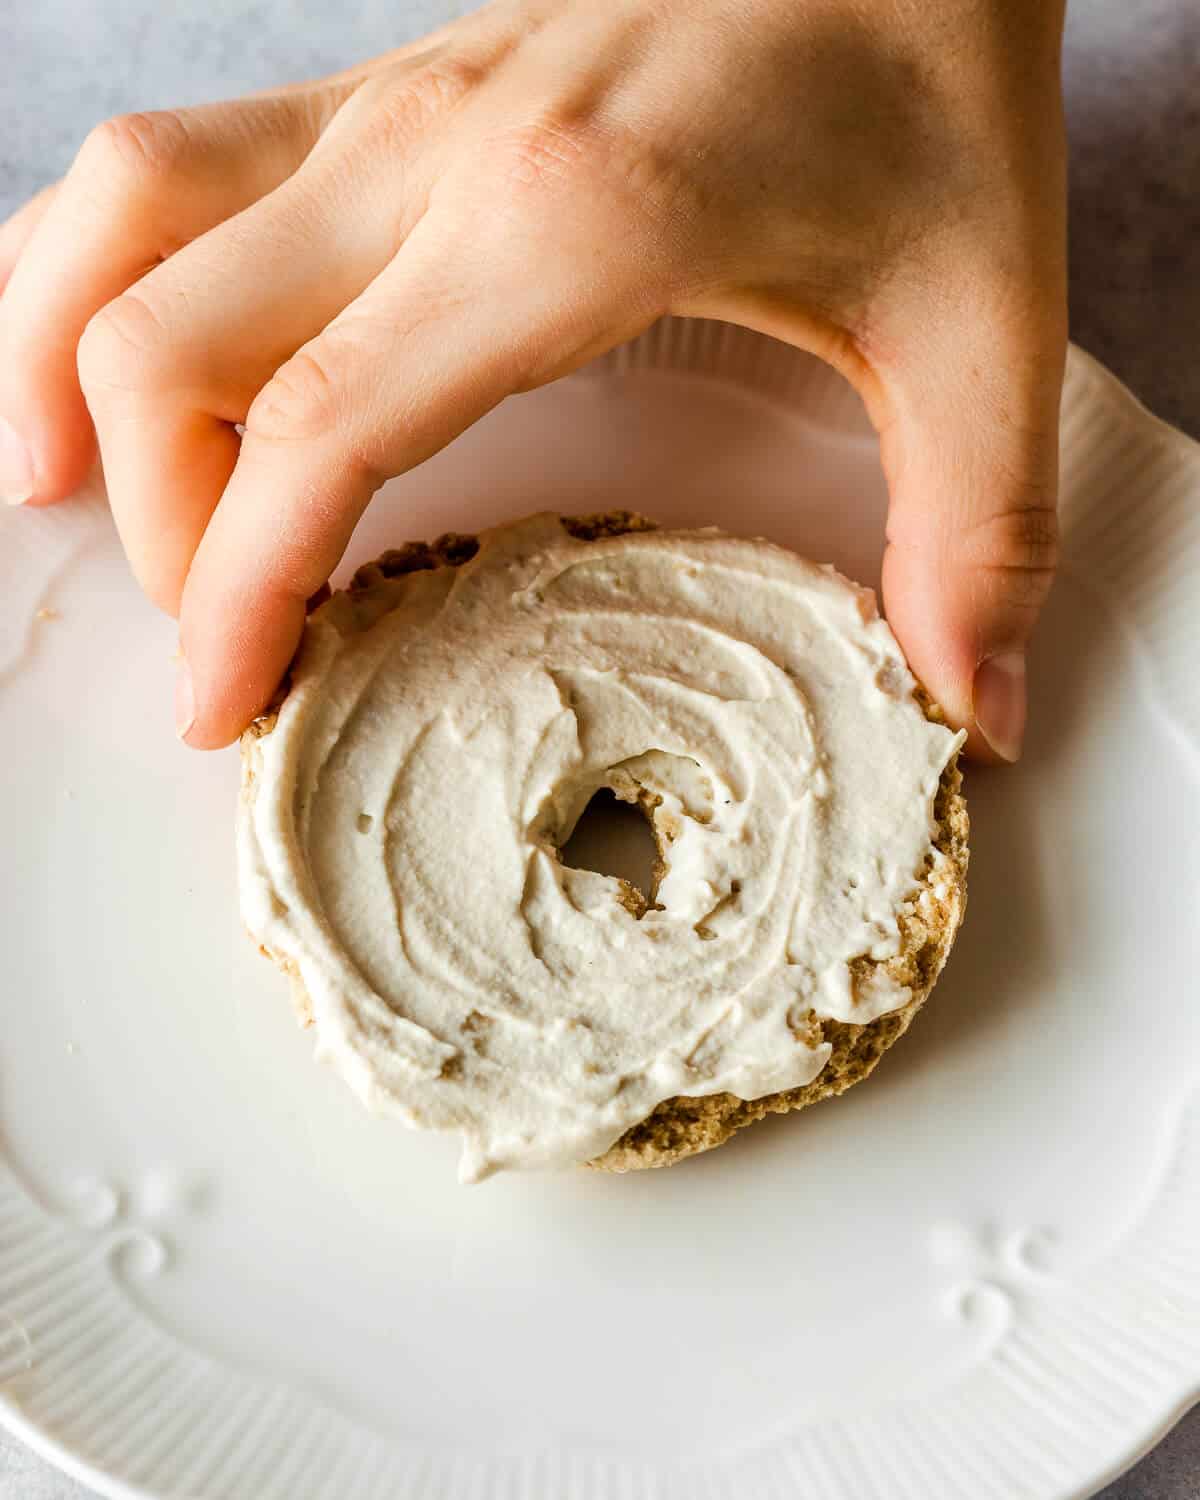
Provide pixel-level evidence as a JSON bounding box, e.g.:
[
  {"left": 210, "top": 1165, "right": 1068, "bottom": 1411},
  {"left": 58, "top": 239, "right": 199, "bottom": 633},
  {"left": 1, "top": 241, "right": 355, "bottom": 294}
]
[{"left": 0, "top": 0, "right": 1196, "bottom": 1495}]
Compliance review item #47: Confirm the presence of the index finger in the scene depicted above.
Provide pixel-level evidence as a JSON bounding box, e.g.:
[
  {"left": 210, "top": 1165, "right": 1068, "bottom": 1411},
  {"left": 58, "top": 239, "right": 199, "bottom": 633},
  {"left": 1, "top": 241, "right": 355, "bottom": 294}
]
[{"left": 177, "top": 209, "right": 656, "bottom": 747}]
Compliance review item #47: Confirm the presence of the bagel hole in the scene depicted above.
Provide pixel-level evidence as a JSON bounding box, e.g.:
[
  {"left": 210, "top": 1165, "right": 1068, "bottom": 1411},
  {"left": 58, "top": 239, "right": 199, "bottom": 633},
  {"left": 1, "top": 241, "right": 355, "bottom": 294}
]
[{"left": 559, "top": 789, "right": 659, "bottom": 907}]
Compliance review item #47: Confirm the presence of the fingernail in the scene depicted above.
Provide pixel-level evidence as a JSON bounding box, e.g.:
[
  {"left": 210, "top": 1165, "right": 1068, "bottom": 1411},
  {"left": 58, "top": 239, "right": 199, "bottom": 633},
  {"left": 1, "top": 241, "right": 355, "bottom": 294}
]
[
  {"left": 973, "top": 650, "right": 1027, "bottom": 762},
  {"left": 175, "top": 658, "right": 196, "bottom": 742},
  {"left": 0, "top": 414, "right": 35, "bottom": 506}
]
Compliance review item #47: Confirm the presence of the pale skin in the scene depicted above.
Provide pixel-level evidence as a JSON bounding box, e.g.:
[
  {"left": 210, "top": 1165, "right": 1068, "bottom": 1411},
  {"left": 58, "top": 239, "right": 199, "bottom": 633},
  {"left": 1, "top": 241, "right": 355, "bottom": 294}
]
[{"left": 0, "top": 0, "right": 1067, "bottom": 761}]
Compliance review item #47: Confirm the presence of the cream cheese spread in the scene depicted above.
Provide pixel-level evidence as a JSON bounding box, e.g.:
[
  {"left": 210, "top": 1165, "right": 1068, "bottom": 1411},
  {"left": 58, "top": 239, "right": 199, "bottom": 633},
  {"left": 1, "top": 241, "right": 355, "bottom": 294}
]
[{"left": 239, "top": 514, "right": 963, "bottom": 1180}]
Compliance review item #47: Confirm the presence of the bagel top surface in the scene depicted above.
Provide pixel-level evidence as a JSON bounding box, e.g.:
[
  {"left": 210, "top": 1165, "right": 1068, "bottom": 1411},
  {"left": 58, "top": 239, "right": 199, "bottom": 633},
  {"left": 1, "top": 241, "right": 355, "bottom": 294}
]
[{"left": 238, "top": 512, "right": 965, "bottom": 1181}]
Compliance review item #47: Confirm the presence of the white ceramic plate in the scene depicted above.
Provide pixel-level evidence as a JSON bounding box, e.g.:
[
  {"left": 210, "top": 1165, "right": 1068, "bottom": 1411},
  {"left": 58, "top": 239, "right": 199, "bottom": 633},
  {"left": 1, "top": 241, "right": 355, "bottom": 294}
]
[{"left": 1, "top": 321, "right": 1197, "bottom": 1500}]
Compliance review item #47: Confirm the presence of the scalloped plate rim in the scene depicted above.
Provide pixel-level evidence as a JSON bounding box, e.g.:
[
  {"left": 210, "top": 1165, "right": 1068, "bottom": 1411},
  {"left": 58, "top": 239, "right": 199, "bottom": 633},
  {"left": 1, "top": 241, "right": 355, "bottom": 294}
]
[{"left": 1, "top": 332, "right": 1198, "bottom": 1500}]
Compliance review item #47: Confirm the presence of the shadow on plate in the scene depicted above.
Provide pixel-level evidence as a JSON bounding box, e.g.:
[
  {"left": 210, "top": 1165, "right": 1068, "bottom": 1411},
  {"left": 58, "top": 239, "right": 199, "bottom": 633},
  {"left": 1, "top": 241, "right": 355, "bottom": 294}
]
[{"left": 696, "top": 569, "right": 1127, "bottom": 1172}]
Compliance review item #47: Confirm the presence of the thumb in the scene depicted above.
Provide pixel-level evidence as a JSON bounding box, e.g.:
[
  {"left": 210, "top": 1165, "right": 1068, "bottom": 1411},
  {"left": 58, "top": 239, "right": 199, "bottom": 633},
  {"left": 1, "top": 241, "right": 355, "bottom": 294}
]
[{"left": 876, "top": 308, "right": 1066, "bottom": 763}]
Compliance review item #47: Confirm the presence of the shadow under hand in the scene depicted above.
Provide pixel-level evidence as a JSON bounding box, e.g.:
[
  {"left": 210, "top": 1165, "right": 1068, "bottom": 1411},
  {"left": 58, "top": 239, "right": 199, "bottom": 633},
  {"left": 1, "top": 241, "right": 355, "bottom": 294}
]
[
  {"left": 862, "top": 575, "right": 1120, "bottom": 1091},
  {"left": 717, "top": 572, "right": 1121, "bottom": 1178}
]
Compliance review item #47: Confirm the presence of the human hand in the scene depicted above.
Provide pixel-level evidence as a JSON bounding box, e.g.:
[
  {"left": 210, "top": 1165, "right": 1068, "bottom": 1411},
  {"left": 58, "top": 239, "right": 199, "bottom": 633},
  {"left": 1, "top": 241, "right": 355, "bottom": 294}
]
[{"left": 0, "top": 0, "right": 1066, "bottom": 759}]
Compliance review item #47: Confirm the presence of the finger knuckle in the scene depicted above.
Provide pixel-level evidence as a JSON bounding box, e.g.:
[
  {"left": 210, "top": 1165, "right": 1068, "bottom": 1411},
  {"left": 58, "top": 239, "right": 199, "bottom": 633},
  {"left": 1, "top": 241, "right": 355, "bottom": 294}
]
[
  {"left": 614, "top": 138, "right": 707, "bottom": 237},
  {"left": 79, "top": 110, "right": 192, "bottom": 193},
  {"left": 495, "top": 117, "right": 594, "bottom": 199},
  {"left": 488, "top": 113, "right": 702, "bottom": 261},
  {"left": 400, "top": 54, "right": 484, "bottom": 118},
  {"left": 974, "top": 503, "right": 1061, "bottom": 609},
  {"left": 77, "top": 290, "right": 171, "bottom": 397},
  {"left": 360, "top": 55, "right": 483, "bottom": 150},
  {"left": 247, "top": 345, "right": 347, "bottom": 445}
]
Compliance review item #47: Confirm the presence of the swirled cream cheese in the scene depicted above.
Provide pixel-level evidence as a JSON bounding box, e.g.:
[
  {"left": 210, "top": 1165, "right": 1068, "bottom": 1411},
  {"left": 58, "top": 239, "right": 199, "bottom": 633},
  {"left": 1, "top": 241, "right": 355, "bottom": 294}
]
[{"left": 239, "top": 514, "right": 964, "bottom": 1180}]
